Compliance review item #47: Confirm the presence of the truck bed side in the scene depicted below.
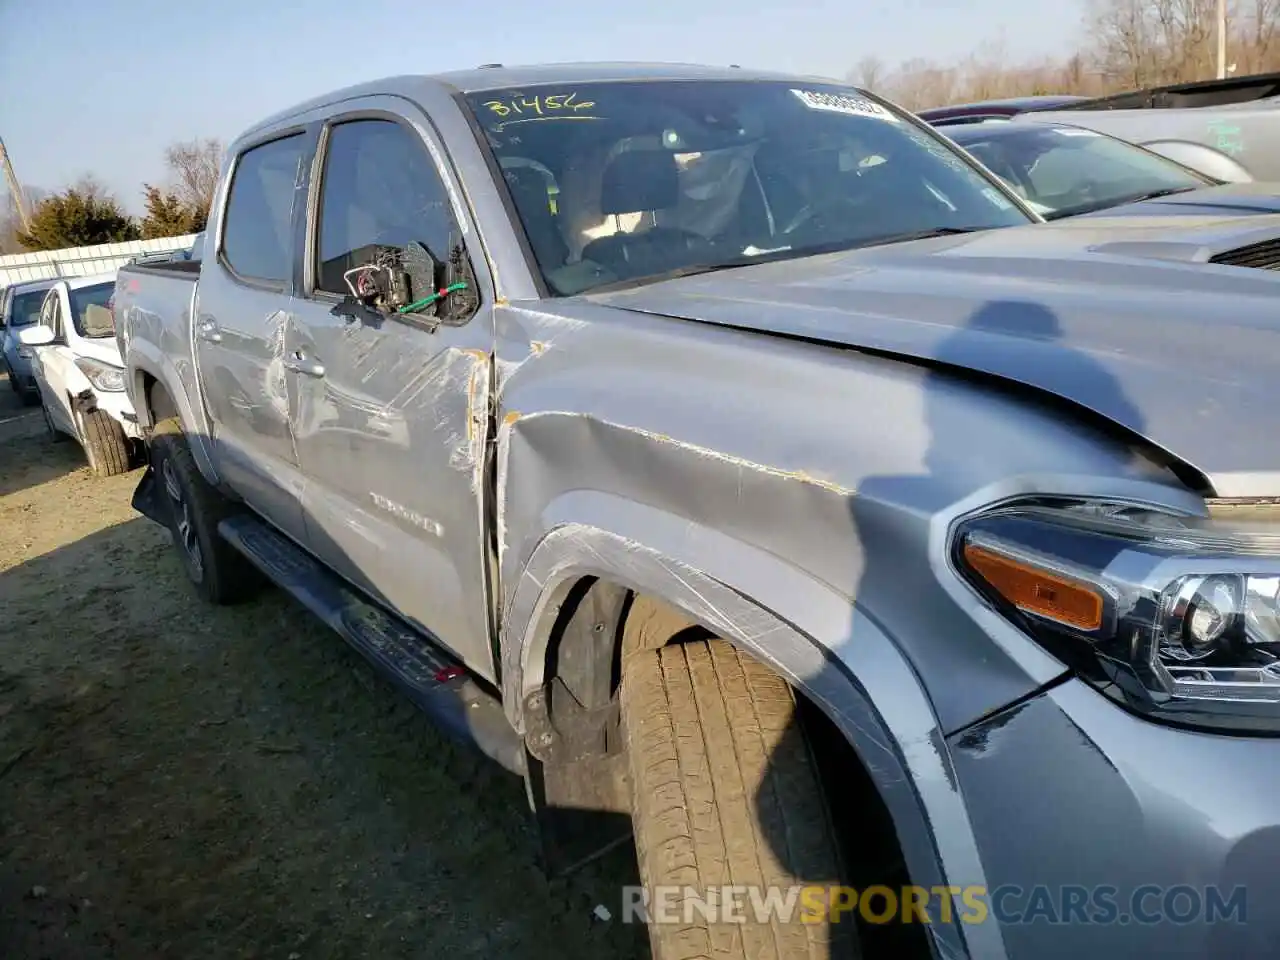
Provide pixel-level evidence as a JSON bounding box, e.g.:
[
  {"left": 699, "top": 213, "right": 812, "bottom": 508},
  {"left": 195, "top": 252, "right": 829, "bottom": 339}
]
[{"left": 114, "top": 261, "right": 220, "bottom": 481}]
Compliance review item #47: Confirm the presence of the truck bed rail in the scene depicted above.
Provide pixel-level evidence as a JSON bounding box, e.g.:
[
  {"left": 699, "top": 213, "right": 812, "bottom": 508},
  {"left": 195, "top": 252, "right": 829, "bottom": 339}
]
[{"left": 1049, "top": 71, "right": 1280, "bottom": 112}]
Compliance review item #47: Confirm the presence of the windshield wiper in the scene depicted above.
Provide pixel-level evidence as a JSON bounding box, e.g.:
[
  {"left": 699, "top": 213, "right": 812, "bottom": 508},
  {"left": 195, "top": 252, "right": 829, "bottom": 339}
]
[
  {"left": 1125, "top": 186, "right": 1200, "bottom": 203},
  {"left": 585, "top": 258, "right": 772, "bottom": 295},
  {"left": 1052, "top": 186, "right": 1200, "bottom": 219},
  {"left": 856, "top": 226, "right": 983, "bottom": 248}
]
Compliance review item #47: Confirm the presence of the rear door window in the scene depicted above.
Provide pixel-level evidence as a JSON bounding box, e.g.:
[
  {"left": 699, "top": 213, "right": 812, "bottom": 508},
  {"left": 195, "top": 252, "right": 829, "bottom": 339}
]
[{"left": 222, "top": 133, "right": 306, "bottom": 285}]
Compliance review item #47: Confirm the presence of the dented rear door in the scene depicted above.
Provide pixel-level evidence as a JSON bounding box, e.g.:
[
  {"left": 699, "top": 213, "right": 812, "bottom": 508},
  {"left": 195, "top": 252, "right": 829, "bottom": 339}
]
[
  {"left": 287, "top": 99, "right": 498, "bottom": 680},
  {"left": 197, "top": 129, "right": 312, "bottom": 545}
]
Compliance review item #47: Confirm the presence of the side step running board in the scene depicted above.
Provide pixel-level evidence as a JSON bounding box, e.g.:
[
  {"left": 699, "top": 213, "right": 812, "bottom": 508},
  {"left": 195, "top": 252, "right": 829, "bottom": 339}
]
[{"left": 218, "top": 514, "right": 525, "bottom": 777}]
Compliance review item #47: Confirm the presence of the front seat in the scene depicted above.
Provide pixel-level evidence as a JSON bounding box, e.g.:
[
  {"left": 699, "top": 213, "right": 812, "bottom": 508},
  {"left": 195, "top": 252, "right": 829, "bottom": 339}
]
[{"left": 581, "top": 150, "right": 710, "bottom": 276}]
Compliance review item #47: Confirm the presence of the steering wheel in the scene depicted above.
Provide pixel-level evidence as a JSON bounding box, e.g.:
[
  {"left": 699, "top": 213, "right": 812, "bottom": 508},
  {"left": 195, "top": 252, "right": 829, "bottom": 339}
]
[
  {"left": 781, "top": 194, "right": 871, "bottom": 237},
  {"left": 1073, "top": 178, "right": 1107, "bottom": 203},
  {"left": 581, "top": 225, "right": 717, "bottom": 275}
]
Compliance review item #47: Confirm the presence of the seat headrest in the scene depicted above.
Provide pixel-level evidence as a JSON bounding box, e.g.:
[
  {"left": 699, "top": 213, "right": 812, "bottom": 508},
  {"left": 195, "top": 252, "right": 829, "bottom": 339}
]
[{"left": 600, "top": 150, "right": 679, "bottom": 215}]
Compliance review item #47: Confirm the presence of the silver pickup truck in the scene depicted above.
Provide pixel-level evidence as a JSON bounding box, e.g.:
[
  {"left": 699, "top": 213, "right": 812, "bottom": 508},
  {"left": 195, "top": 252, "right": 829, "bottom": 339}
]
[{"left": 114, "top": 63, "right": 1280, "bottom": 960}]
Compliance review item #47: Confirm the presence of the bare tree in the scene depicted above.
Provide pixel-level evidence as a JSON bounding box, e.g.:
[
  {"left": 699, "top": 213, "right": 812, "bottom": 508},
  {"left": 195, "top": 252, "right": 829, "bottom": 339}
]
[
  {"left": 1089, "top": 0, "right": 1162, "bottom": 86},
  {"left": 70, "top": 173, "right": 113, "bottom": 203},
  {"left": 1239, "top": 0, "right": 1278, "bottom": 69},
  {"left": 0, "top": 186, "right": 46, "bottom": 254},
  {"left": 882, "top": 58, "right": 963, "bottom": 110},
  {"left": 164, "top": 138, "right": 224, "bottom": 217},
  {"left": 859, "top": 0, "right": 1277, "bottom": 109},
  {"left": 848, "top": 55, "right": 889, "bottom": 92}
]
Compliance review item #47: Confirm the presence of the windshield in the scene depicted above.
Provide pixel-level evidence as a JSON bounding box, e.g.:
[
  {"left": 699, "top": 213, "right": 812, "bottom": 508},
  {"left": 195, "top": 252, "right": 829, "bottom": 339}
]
[
  {"left": 69, "top": 282, "right": 116, "bottom": 338},
  {"left": 464, "top": 80, "right": 1033, "bottom": 294},
  {"left": 946, "top": 123, "right": 1210, "bottom": 218},
  {"left": 6, "top": 290, "right": 50, "bottom": 328}
]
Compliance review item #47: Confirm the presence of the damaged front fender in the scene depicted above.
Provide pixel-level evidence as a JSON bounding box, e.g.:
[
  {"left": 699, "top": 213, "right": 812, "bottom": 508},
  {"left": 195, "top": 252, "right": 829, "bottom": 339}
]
[
  {"left": 502, "top": 519, "right": 999, "bottom": 960},
  {"left": 71, "top": 388, "right": 98, "bottom": 415}
]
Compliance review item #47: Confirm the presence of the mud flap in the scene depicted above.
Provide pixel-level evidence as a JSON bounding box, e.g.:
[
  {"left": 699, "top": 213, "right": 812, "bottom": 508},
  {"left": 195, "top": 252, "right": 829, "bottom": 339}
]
[{"left": 131, "top": 464, "right": 167, "bottom": 525}]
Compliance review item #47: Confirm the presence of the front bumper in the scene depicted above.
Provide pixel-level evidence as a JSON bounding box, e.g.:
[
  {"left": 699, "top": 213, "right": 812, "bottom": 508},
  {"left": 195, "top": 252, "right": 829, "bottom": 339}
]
[{"left": 948, "top": 678, "right": 1279, "bottom": 958}]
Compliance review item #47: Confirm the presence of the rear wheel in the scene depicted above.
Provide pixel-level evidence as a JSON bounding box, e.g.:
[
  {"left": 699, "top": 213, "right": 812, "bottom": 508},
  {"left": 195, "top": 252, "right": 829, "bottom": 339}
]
[
  {"left": 77, "top": 408, "right": 131, "bottom": 477},
  {"left": 150, "top": 417, "right": 262, "bottom": 604},
  {"left": 622, "top": 636, "right": 860, "bottom": 960}
]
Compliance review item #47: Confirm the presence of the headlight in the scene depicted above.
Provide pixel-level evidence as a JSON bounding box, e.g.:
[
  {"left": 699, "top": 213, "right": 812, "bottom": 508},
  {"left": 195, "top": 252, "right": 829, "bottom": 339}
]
[
  {"left": 953, "top": 498, "right": 1280, "bottom": 735},
  {"left": 74, "top": 357, "right": 126, "bottom": 393}
]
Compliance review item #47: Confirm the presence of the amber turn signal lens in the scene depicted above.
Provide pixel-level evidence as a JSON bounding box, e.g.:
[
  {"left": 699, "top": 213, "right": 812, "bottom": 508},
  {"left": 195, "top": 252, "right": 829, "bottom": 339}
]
[{"left": 963, "top": 540, "right": 1104, "bottom": 631}]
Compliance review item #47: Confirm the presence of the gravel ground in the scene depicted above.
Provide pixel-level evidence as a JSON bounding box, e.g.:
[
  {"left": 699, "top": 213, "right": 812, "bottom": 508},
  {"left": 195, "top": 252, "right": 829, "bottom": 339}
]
[{"left": 0, "top": 372, "right": 647, "bottom": 959}]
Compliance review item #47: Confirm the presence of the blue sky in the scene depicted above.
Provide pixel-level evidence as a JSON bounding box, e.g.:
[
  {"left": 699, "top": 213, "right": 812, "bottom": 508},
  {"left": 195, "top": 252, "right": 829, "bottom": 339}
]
[{"left": 0, "top": 0, "right": 1083, "bottom": 214}]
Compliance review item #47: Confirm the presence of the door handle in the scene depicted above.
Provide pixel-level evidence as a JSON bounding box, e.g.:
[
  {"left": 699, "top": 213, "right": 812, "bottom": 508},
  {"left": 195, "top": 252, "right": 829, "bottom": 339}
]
[
  {"left": 196, "top": 318, "right": 222, "bottom": 343},
  {"left": 284, "top": 348, "right": 325, "bottom": 378}
]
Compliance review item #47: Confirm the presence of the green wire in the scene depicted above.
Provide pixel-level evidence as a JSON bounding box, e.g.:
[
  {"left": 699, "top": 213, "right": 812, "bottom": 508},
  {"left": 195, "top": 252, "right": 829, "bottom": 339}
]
[{"left": 398, "top": 281, "right": 469, "bottom": 315}]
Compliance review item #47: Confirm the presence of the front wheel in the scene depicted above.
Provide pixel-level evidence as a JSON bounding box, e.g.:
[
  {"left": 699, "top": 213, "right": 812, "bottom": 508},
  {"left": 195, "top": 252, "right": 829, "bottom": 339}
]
[
  {"left": 622, "top": 637, "right": 860, "bottom": 960},
  {"left": 77, "top": 408, "right": 132, "bottom": 477}
]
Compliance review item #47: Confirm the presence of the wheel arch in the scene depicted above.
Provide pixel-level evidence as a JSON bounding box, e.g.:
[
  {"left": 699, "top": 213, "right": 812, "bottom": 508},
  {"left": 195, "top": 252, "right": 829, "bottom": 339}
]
[
  {"left": 502, "top": 511, "right": 999, "bottom": 960},
  {"left": 128, "top": 352, "right": 221, "bottom": 487}
]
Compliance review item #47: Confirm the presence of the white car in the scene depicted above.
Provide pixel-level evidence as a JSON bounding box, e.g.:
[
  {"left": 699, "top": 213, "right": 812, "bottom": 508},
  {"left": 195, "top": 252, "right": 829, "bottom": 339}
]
[{"left": 18, "top": 272, "right": 140, "bottom": 477}]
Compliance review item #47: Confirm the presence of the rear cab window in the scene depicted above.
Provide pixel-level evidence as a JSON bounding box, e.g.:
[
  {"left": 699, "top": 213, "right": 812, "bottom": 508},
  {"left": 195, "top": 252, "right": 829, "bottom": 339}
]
[{"left": 221, "top": 133, "right": 307, "bottom": 286}]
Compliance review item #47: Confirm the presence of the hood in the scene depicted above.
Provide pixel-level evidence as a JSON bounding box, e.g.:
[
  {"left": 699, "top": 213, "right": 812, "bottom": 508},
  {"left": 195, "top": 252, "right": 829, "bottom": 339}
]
[
  {"left": 74, "top": 335, "right": 124, "bottom": 368},
  {"left": 588, "top": 216, "right": 1280, "bottom": 497},
  {"left": 1080, "top": 182, "right": 1280, "bottom": 219}
]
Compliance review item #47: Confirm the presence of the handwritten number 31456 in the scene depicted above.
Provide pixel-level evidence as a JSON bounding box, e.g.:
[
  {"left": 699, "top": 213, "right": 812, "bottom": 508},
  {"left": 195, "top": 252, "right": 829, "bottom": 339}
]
[{"left": 484, "top": 92, "right": 596, "bottom": 118}]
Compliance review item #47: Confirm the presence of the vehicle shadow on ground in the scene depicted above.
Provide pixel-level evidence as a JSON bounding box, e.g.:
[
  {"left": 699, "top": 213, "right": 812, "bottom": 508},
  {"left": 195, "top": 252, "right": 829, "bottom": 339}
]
[{"left": 0, "top": 515, "right": 648, "bottom": 959}]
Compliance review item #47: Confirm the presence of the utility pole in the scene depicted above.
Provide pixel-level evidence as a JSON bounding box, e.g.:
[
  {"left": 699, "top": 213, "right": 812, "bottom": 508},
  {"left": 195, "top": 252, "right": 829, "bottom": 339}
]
[
  {"left": 0, "top": 136, "right": 31, "bottom": 233},
  {"left": 1216, "top": 0, "right": 1228, "bottom": 80}
]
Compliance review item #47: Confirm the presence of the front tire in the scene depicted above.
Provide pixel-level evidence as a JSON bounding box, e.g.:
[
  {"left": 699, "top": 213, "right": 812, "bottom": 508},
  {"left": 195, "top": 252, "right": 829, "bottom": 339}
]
[
  {"left": 77, "top": 408, "right": 131, "bottom": 476},
  {"left": 622, "top": 637, "right": 860, "bottom": 960},
  {"left": 150, "top": 417, "right": 261, "bottom": 605}
]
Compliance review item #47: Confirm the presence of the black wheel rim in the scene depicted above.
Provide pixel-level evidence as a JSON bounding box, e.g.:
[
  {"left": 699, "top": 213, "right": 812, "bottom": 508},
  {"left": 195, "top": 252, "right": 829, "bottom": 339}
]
[{"left": 161, "top": 457, "right": 204, "bottom": 581}]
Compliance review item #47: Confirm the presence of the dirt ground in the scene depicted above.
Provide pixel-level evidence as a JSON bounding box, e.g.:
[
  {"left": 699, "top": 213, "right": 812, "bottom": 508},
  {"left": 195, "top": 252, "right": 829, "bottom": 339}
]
[{"left": 0, "top": 372, "right": 647, "bottom": 959}]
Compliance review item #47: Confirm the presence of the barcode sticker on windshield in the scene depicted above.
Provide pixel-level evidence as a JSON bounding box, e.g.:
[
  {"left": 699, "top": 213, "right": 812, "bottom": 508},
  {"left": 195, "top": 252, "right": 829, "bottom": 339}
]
[
  {"left": 1054, "top": 127, "right": 1100, "bottom": 136},
  {"left": 791, "top": 89, "right": 899, "bottom": 122}
]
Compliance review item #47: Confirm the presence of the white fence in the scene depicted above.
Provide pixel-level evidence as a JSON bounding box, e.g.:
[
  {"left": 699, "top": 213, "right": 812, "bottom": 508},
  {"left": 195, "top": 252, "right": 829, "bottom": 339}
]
[{"left": 0, "top": 234, "right": 198, "bottom": 287}]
